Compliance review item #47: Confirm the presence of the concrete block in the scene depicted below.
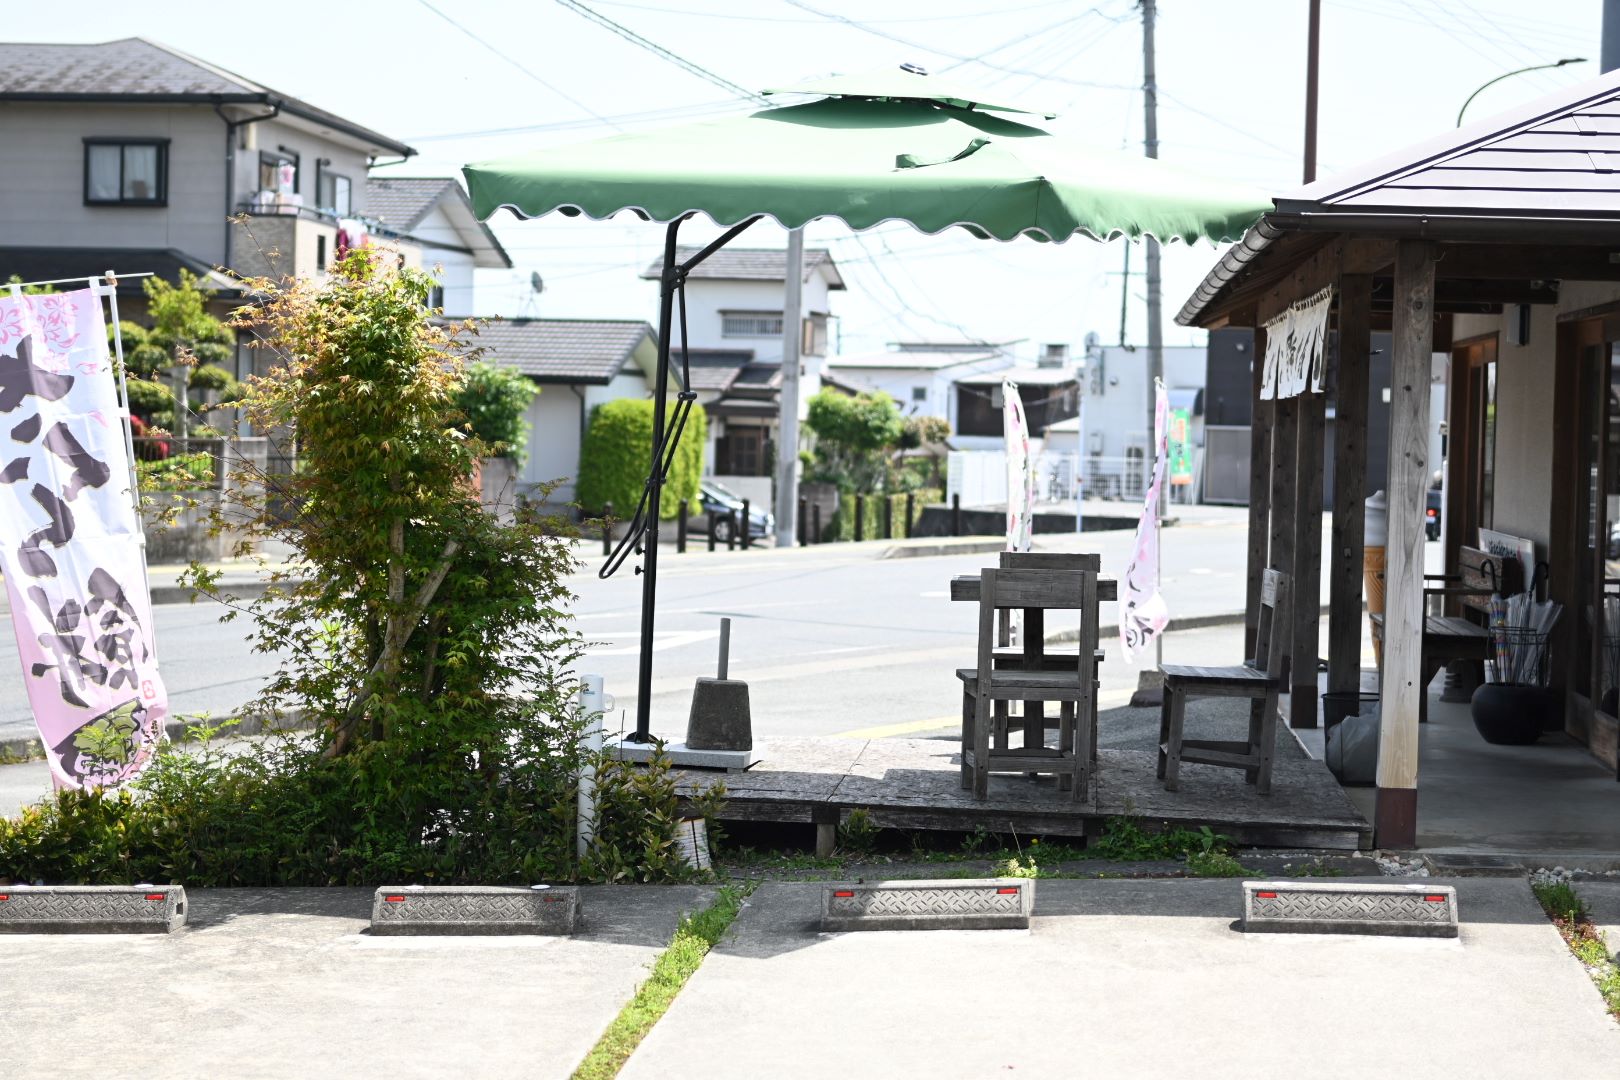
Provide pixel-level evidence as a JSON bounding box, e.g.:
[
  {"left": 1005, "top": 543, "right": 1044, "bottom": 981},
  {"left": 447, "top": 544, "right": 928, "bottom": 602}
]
[
  {"left": 369, "top": 885, "right": 578, "bottom": 936},
  {"left": 821, "top": 878, "right": 1033, "bottom": 932},
  {"left": 1240, "top": 880, "right": 1458, "bottom": 938},
  {"left": 0, "top": 884, "right": 187, "bottom": 934},
  {"left": 609, "top": 736, "right": 757, "bottom": 771},
  {"left": 686, "top": 678, "right": 753, "bottom": 751}
]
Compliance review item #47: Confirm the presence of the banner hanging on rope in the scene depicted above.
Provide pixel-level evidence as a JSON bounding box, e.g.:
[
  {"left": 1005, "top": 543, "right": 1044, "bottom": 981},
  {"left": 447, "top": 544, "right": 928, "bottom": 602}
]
[
  {"left": 0, "top": 286, "right": 167, "bottom": 789},
  {"left": 1002, "top": 378, "right": 1035, "bottom": 553},
  {"left": 1120, "top": 378, "right": 1170, "bottom": 662}
]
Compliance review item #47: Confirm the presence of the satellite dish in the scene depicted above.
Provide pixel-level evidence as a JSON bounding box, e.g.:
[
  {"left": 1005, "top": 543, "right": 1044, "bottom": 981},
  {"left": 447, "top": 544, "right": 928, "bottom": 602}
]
[{"left": 530, "top": 271, "right": 545, "bottom": 295}]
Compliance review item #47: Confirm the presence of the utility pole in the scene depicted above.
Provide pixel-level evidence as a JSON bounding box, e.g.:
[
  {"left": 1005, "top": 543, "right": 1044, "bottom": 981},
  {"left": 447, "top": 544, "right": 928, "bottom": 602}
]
[
  {"left": 1117, "top": 243, "right": 1131, "bottom": 346},
  {"left": 1304, "top": 0, "right": 1321, "bottom": 183},
  {"left": 775, "top": 227, "right": 805, "bottom": 547},
  {"left": 1142, "top": 0, "right": 1163, "bottom": 619}
]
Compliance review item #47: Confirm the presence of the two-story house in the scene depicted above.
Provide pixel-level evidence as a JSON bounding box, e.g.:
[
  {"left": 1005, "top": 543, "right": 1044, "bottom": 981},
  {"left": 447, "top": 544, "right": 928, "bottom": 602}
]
[
  {"left": 638, "top": 246, "right": 844, "bottom": 505},
  {"left": 0, "top": 38, "right": 508, "bottom": 377}
]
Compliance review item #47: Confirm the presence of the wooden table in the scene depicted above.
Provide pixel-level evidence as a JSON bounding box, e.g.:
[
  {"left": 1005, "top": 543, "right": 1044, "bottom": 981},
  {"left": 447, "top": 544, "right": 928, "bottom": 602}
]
[{"left": 951, "top": 574, "right": 1116, "bottom": 748}]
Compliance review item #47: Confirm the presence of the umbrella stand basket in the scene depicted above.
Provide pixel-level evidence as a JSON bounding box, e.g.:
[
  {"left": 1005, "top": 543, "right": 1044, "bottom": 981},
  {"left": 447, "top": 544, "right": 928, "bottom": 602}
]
[{"left": 1471, "top": 627, "right": 1557, "bottom": 745}]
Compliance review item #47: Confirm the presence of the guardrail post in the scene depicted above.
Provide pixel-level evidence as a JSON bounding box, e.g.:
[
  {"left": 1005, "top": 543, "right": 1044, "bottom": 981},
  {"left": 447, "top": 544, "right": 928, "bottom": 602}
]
[
  {"left": 677, "top": 501, "right": 688, "bottom": 553},
  {"left": 812, "top": 501, "right": 822, "bottom": 544},
  {"left": 951, "top": 493, "right": 962, "bottom": 537},
  {"left": 854, "top": 494, "right": 865, "bottom": 542},
  {"left": 741, "top": 499, "right": 751, "bottom": 549},
  {"left": 727, "top": 509, "right": 738, "bottom": 550},
  {"left": 602, "top": 501, "right": 613, "bottom": 556},
  {"left": 799, "top": 497, "right": 808, "bottom": 546},
  {"left": 905, "top": 493, "right": 915, "bottom": 538},
  {"left": 882, "top": 495, "right": 893, "bottom": 540}
]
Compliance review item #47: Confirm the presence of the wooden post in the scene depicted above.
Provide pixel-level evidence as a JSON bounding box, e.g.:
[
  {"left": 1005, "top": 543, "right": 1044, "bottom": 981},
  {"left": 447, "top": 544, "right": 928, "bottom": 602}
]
[
  {"left": 1376, "top": 240, "right": 1436, "bottom": 850},
  {"left": 1292, "top": 383, "right": 1327, "bottom": 728},
  {"left": 1246, "top": 327, "right": 1273, "bottom": 659},
  {"left": 1328, "top": 275, "right": 1372, "bottom": 701},
  {"left": 1268, "top": 396, "right": 1299, "bottom": 679}
]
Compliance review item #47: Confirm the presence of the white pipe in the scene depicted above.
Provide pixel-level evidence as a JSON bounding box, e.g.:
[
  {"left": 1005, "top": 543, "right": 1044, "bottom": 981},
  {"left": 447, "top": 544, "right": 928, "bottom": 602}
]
[{"left": 577, "top": 675, "right": 606, "bottom": 860}]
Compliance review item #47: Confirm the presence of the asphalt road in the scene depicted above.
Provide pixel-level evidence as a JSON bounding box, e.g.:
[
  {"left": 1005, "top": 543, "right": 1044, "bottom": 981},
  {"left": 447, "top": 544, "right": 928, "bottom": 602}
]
[{"left": 0, "top": 513, "right": 1325, "bottom": 746}]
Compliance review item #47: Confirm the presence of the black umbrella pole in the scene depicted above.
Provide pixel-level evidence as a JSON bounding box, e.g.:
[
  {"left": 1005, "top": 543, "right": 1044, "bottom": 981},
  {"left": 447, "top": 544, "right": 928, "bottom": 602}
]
[{"left": 631, "top": 220, "right": 683, "bottom": 743}]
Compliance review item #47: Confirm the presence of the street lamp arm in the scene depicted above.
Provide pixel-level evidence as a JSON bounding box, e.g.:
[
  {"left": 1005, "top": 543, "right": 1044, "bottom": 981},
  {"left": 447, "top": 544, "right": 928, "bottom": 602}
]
[{"left": 1457, "top": 58, "right": 1587, "bottom": 127}]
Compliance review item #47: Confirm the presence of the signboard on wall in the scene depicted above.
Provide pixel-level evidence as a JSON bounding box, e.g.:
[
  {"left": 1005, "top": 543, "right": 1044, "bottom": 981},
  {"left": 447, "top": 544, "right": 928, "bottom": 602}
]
[{"left": 1168, "top": 407, "right": 1193, "bottom": 486}]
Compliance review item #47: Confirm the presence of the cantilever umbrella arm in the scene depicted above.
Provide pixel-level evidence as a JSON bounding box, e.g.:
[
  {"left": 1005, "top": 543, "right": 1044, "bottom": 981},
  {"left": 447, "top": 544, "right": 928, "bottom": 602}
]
[{"left": 608, "top": 212, "right": 762, "bottom": 742}]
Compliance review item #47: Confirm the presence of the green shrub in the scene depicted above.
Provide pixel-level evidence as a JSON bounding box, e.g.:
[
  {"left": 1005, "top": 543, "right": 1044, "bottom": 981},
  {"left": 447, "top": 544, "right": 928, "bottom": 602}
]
[
  {"left": 828, "top": 488, "right": 940, "bottom": 541},
  {"left": 454, "top": 361, "right": 537, "bottom": 461},
  {"left": 136, "top": 451, "right": 213, "bottom": 491},
  {"left": 188, "top": 364, "right": 234, "bottom": 391},
  {"left": 124, "top": 376, "right": 175, "bottom": 419},
  {"left": 576, "top": 397, "right": 706, "bottom": 518}
]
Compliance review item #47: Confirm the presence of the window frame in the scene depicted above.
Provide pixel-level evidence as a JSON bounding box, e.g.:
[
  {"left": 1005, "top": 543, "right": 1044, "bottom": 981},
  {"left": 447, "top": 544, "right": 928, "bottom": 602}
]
[
  {"left": 316, "top": 167, "right": 352, "bottom": 216},
  {"left": 259, "top": 148, "right": 301, "bottom": 195},
  {"left": 721, "top": 310, "right": 785, "bottom": 338},
  {"left": 82, "top": 137, "right": 170, "bottom": 207}
]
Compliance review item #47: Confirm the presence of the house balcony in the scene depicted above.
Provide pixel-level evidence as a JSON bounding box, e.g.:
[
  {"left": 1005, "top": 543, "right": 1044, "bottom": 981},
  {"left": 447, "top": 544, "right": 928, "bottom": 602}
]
[{"left": 229, "top": 202, "right": 421, "bottom": 283}]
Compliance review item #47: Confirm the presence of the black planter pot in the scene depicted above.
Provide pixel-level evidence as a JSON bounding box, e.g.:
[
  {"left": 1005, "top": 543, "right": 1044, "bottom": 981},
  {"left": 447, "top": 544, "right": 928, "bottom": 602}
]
[{"left": 1469, "top": 684, "right": 1558, "bottom": 746}]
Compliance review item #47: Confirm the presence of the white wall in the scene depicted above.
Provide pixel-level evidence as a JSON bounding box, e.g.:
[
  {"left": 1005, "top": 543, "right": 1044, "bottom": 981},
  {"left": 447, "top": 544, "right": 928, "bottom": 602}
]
[
  {"left": 522, "top": 386, "right": 584, "bottom": 505},
  {"left": 410, "top": 202, "right": 479, "bottom": 315},
  {"left": 671, "top": 274, "right": 835, "bottom": 356},
  {"left": 1082, "top": 344, "right": 1207, "bottom": 458},
  {"left": 235, "top": 115, "right": 372, "bottom": 216}
]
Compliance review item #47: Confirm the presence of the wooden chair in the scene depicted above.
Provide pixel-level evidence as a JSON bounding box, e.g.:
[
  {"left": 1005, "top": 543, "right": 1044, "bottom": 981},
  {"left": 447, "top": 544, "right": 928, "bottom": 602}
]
[
  {"left": 1158, "top": 568, "right": 1291, "bottom": 796},
  {"left": 959, "top": 567, "right": 1099, "bottom": 802},
  {"left": 988, "top": 551, "right": 1106, "bottom": 764}
]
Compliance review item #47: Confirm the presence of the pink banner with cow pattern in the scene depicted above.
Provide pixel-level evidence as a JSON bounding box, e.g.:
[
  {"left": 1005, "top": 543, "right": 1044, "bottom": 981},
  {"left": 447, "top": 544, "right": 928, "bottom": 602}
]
[{"left": 0, "top": 286, "right": 167, "bottom": 789}]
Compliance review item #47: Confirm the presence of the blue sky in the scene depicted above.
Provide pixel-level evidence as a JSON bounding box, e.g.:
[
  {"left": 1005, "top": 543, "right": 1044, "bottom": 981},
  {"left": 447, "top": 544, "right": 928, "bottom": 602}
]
[{"left": 5, "top": 1, "right": 1603, "bottom": 357}]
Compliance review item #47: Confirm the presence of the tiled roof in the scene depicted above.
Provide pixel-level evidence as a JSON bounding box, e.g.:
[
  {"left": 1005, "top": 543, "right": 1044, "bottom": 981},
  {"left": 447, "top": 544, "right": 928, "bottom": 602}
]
[
  {"left": 0, "top": 38, "right": 413, "bottom": 156},
  {"left": 676, "top": 349, "right": 755, "bottom": 393},
  {"left": 366, "top": 178, "right": 458, "bottom": 232},
  {"left": 640, "top": 247, "right": 844, "bottom": 288},
  {"left": 462, "top": 319, "right": 655, "bottom": 385}
]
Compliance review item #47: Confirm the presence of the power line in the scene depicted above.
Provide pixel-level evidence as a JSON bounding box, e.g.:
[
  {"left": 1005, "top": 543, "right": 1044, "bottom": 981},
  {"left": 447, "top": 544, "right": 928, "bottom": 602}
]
[
  {"left": 554, "top": 0, "right": 767, "bottom": 102},
  {"left": 406, "top": 98, "right": 750, "bottom": 143},
  {"left": 412, "top": 0, "right": 624, "bottom": 131},
  {"left": 589, "top": 0, "right": 1080, "bottom": 23}
]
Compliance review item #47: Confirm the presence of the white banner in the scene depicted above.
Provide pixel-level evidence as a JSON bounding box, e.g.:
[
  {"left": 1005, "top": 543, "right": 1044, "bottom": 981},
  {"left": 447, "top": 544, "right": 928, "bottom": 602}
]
[
  {"left": 0, "top": 286, "right": 167, "bottom": 789},
  {"left": 1261, "top": 285, "right": 1333, "bottom": 400},
  {"left": 1120, "top": 379, "right": 1170, "bottom": 662},
  {"left": 1002, "top": 379, "right": 1034, "bottom": 553}
]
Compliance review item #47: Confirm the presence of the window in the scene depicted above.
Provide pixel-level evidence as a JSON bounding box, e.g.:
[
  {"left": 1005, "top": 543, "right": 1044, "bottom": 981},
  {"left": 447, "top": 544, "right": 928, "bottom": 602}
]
[
  {"left": 316, "top": 235, "right": 328, "bottom": 271},
  {"left": 316, "top": 170, "right": 352, "bottom": 215},
  {"left": 721, "top": 311, "right": 784, "bottom": 338},
  {"left": 911, "top": 386, "right": 929, "bottom": 403},
  {"left": 84, "top": 139, "right": 168, "bottom": 205},
  {"left": 801, "top": 312, "right": 829, "bottom": 356},
  {"left": 259, "top": 149, "right": 299, "bottom": 194},
  {"left": 427, "top": 284, "right": 445, "bottom": 311}
]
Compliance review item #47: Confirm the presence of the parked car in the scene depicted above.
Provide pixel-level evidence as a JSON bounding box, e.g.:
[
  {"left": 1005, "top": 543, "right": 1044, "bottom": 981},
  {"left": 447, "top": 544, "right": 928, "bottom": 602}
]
[
  {"left": 1426, "top": 488, "right": 1442, "bottom": 541},
  {"left": 689, "top": 480, "right": 773, "bottom": 543}
]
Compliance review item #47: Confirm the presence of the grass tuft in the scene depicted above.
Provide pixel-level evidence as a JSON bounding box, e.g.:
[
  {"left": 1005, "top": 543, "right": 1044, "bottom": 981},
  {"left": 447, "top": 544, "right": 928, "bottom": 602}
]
[
  {"left": 572, "top": 884, "right": 752, "bottom": 1080},
  {"left": 1532, "top": 877, "right": 1619, "bottom": 1023}
]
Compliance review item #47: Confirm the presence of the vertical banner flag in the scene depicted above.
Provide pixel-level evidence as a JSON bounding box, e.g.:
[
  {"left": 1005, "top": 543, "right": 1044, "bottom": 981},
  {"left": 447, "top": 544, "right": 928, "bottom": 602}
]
[
  {"left": 1120, "top": 379, "right": 1170, "bottom": 662},
  {"left": 0, "top": 286, "right": 167, "bottom": 789},
  {"left": 1168, "top": 406, "right": 1193, "bottom": 487},
  {"left": 1002, "top": 378, "right": 1035, "bottom": 552}
]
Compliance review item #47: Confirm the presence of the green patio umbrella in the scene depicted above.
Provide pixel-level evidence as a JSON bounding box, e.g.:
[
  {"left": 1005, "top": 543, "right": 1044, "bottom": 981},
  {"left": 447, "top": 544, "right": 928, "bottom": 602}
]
[
  {"left": 465, "top": 70, "right": 1265, "bottom": 246},
  {"left": 463, "top": 68, "right": 1269, "bottom": 743}
]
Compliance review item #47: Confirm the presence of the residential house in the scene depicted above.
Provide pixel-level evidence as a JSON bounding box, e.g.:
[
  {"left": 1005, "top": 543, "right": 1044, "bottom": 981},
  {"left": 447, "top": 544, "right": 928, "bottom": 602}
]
[
  {"left": 366, "top": 177, "right": 512, "bottom": 314},
  {"left": 0, "top": 36, "right": 423, "bottom": 383},
  {"left": 467, "top": 318, "right": 659, "bottom": 507},
  {"left": 640, "top": 246, "right": 843, "bottom": 506},
  {"left": 822, "top": 339, "right": 1017, "bottom": 426}
]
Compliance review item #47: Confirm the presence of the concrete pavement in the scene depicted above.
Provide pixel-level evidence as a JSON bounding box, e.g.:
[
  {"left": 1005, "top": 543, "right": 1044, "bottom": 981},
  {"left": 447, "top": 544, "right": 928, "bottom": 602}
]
[
  {"left": 0, "top": 884, "right": 716, "bottom": 1080},
  {"left": 624, "top": 877, "right": 1620, "bottom": 1080}
]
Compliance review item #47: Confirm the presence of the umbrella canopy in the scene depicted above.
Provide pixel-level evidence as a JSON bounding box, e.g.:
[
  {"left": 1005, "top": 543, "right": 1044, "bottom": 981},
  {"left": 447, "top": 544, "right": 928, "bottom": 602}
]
[{"left": 464, "top": 72, "right": 1268, "bottom": 245}]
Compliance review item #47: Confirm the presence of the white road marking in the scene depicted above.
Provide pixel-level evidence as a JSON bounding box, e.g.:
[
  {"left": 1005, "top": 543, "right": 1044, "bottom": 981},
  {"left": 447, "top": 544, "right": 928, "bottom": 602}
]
[{"left": 587, "top": 629, "right": 720, "bottom": 657}]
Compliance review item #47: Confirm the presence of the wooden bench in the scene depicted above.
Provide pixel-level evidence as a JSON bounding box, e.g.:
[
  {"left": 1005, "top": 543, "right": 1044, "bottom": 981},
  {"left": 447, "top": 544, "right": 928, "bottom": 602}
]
[{"left": 1370, "top": 546, "right": 1520, "bottom": 723}]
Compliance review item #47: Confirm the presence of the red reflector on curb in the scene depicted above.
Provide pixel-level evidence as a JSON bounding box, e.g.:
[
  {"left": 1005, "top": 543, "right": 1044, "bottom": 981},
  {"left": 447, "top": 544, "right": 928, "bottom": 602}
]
[
  {"left": 145, "top": 893, "right": 166, "bottom": 901},
  {"left": 384, "top": 895, "right": 406, "bottom": 903},
  {"left": 1256, "top": 890, "right": 1278, "bottom": 899},
  {"left": 0, "top": 895, "right": 9, "bottom": 901},
  {"left": 996, "top": 887, "right": 1019, "bottom": 895},
  {"left": 1423, "top": 895, "right": 1447, "bottom": 903},
  {"left": 542, "top": 895, "right": 565, "bottom": 903},
  {"left": 833, "top": 890, "right": 855, "bottom": 898}
]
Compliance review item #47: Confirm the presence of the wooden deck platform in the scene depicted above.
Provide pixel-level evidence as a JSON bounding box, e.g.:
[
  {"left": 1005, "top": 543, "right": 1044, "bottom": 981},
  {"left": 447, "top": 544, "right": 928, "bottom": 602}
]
[{"left": 672, "top": 736, "right": 1373, "bottom": 851}]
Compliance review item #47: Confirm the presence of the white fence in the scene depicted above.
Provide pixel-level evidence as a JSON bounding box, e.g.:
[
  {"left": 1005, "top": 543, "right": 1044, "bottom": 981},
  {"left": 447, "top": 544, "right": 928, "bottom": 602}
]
[{"left": 947, "top": 449, "right": 1200, "bottom": 507}]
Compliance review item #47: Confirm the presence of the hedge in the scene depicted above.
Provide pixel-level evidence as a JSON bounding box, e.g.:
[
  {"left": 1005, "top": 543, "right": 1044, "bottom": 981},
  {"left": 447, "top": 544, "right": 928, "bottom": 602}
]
[
  {"left": 826, "top": 488, "right": 941, "bottom": 542},
  {"left": 577, "top": 398, "right": 706, "bottom": 519}
]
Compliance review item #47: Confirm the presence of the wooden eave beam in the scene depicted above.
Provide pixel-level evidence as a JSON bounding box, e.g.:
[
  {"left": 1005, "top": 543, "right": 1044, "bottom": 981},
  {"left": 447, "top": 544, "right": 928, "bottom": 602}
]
[{"left": 1434, "top": 242, "right": 1620, "bottom": 282}]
